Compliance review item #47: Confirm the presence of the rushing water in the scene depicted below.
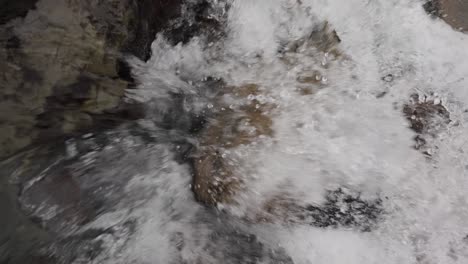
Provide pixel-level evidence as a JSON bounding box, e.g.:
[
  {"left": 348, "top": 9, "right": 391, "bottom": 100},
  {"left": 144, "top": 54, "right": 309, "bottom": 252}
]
[{"left": 3, "top": 0, "right": 468, "bottom": 263}]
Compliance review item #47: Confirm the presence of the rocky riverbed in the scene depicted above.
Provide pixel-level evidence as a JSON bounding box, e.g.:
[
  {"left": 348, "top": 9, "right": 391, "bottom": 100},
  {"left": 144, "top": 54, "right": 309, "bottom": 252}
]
[{"left": 1, "top": 0, "right": 468, "bottom": 263}]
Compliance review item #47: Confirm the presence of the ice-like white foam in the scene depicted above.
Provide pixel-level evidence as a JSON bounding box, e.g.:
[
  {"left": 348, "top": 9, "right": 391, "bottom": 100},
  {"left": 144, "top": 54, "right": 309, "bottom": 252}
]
[{"left": 119, "top": 0, "right": 468, "bottom": 263}]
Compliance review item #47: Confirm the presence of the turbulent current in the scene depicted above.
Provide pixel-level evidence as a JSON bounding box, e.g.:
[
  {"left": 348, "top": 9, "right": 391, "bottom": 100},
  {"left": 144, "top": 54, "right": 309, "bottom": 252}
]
[{"left": 3, "top": 0, "right": 468, "bottom": 263}]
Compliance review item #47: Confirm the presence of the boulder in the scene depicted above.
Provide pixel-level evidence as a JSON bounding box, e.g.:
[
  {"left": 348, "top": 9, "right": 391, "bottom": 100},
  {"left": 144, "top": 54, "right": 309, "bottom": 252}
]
[
  {"left": 192, "top": 24, "right": 343, "bottom": 206},
  {"left": 0, "top": 131, "right": 158, "bottom": 263},
  {"left": 256, "top": 188, "right": 383, "bottom": 232},
  {"left": 192, "top": 83, "right": 274, "bottom": 205},
  {"left": 403, "top": 94, "right": 451, "bottom": 155},
  {"left": 424, "top": 0, "right": 468, "bottom": 32},
  {"left": 0, "top": 0, "right": 181, "bottom": 159}
]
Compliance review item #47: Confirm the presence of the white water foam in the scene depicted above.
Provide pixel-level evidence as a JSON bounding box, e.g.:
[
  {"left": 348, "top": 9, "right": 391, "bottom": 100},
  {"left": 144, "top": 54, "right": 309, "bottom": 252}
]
[{"left": 101, "top": 0, "right": 468, "bottom": 263}]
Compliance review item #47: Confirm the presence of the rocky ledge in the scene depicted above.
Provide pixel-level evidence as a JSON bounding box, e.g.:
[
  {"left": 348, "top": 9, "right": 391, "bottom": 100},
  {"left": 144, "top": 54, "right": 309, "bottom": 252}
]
[{"left": 0, "top": 0, "right": 181, "bottom": 159}]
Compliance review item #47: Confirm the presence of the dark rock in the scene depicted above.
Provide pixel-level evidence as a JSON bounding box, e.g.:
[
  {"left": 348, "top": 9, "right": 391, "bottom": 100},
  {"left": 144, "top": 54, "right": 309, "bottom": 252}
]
[
  {"left": 47, "top": 221, "right": 136, "bottom": 264},
  {"left": 261, "top": 188, "right": 383, "bottom": 232},
  {"left": 204, "top": 230, "right": 293, "bottom": 264},
  {"left": 403, "top": 94, "right": 451, "bottom": 154},
  {"left": 403, "top": 94, "right": 450, "bottom": 135},
  {"left": 303, "top": 189, "right": 383, "bottom": 231},
  {"left": 0, "top": 130, "right": 156, "bottom": 263},
  {"left": 123, "top": 0, "right": 182, "bottom": 60},
  {"left": 423, "top": 0, "right": 441, "bottom": 17},
  {"left": 189, "top": 212, "right": 294, "bottom": 264},
  {"left": 0, "top": 0, "right": 38, "bottom": 25},
  {"left": 382, "top": 74, "right": 394, "bottom": 83},
  {"left": 18, "top": 167, "right": 100, "bottom": 232},
  {"left": 0, "top": 130, "right": 298, "bottom": 263},
  {"left": 0, "top": 0, "right": 183, "bottom": 159},
  {"left": 164, "top": 0, "right": 226, "bottom": 46}
]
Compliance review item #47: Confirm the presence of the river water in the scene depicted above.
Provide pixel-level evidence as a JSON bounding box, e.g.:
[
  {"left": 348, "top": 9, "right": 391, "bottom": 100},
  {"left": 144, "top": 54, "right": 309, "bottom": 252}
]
[{"left": 3, "top": 0, "right": 468, "bottom": 263}]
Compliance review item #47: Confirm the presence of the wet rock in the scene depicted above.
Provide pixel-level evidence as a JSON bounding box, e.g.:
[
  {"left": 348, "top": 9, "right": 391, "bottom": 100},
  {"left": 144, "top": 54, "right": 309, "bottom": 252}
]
[
  {"left": 193, "top": 149, "right": 239, "bottom": 205},
  {"left": 403, "top": 94, "right": 451, "bottom": 154},
  {"left": 258, "top": 188, "right": 383, "bottom": 232},
  {"left": 182, "top": 212, "right": 294, "bottom": 264},
  {"left": 279, "top": 21, "right": 342, "bottom": 57},
  {"left": 302, "top": 189, "right": 382, "bottom": 231},
  {"left": 0, "top": 0, "right": 39, "bottom": 25},
  {"left": 424, "top": 0, "right": 442, "bottom": 17},
  {"left": 403, "top": 95, "right": 450, "bottom": 134},
  {"left": 192, "top": 23, "right": 343, "bottom": 206},
  {"left": 47, "top": 221, "right": 136, "bottom": 264},
  {"left": 164, "top": 0, "right": 227, "bottom": 46},
  {"left": 308, "top": 22, "right": 342, "bottom": 54},
  {"left": 280, "top": 22, "right": 342, "bottom": 96},
  {"left": 382, "top": 74, "right": 394, "bottom": 83},
  {"left": 18, "top": 168, "right": 99, "bottom": 232},
  {"left": 0, "top": 152, "right": 57, "bottom": 264},
  {"left": 122, "top": 0, "right": 182, "bottom": 61},
  {"left": 192, "top": 83, "right": 274, "bottom": 205},
  {"left": 202, "top": 228, "right": 293, "bottom": 264},
  {"left": 0, "top": 0, "right": 181, "bottom": 159},
  {"left": 0, "top": 130, "right": 160, "bottom": 263},
  {"left": 0, "top": 130, "right": 296, "bottom": 263},
  {"left": 424, "top": 0, "right": 468, "bottom": 33}
]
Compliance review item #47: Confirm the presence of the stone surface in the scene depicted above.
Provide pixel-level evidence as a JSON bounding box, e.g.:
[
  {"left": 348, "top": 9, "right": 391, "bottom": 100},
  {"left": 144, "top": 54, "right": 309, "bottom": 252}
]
[
  {"left": 163, "top": 0, "right": 226, "bottom": 46},
  {"left": 0, "top": 0, "right": 181, "bottom": 159},
  {"left": 257, "top": 188, "right": 383, "bottom": 232},
  {"left": 0, "top": 130, "right": 157, "bottom": 263},
  {"left": 192, "top": 83, "right": 274, "bottom": 205},
  {"left": 0, "top": 129, "right": 297, "bottom": 264},
  {"left": 424, "top": 0, "right": 468, "bottom": 32},
  {"left": 403, "top": 94, "right": 451, "bottom": 155},
  {"left": 0, "top": 0, "right": 39, "bottom": 24},
  {"left": 191, "top": 24, "right": 342, "bottom": 206}
]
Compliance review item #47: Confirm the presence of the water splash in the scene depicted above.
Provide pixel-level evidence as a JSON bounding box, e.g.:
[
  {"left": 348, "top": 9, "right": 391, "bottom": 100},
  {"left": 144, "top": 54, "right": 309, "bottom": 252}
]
[{"left": 6, "top": 0, "right": 467, "bottom": 263}]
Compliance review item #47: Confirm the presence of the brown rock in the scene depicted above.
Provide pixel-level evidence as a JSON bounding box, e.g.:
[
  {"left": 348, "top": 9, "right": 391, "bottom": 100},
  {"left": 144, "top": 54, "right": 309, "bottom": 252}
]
[
  {"left": 0, "top": 0, "right": 181, "bottom": 159},
  {"left": 403, "top": 94, "right": 451, "bottom": 154},
  {"left": 193, "top": 149, "right": 239, "bottom": 205},
  {"left": 424, "top": 0, "right": 468, "bottom": 32},
  {"left": 280, "top": 22, "right": 342, "bottom": 96},
  {"left": 192, "top": 84, "right": 274, "bottom": 205},
  {"left": 192, "top": 23, "right": 343, "bottom": 206}
]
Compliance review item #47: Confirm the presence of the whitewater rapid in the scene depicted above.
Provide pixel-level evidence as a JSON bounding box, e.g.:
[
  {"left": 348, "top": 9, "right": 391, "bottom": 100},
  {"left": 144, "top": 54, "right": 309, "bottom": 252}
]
[{"left": 84, "top": 0, "right": 468, "bottom": 263}]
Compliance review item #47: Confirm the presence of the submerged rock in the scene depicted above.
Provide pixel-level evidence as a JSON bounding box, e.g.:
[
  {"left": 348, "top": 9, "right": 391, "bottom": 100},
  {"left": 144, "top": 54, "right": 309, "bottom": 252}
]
[
  {"left": 193, "top": 83, "right": 274, "bottom": 205},
  {"left": 403, "top": 94, "right": 451, "bottom": 155},
  {"left": 280, "top": 21, "right": 343, "bottom": 96},
  {"left": 164, "top": 0, "right": 227, "bottom": 46},
  {"left": 403, "top": 95, "right": 450, "bottom": 135},
  {"left": 279, "top": 21, "right": 342, "bottom": 59},
  {"left": 0, "top": 130, "right": 158, "bottom": 263},
  {"left": 192, "top": 21, "right": 343, "bottom": 206},
  {"left": 0, "top": 129, "right": 298, "bottom": 263},
  {"left": 257, "top": 188, "right": 383, "bottom": 232}
]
